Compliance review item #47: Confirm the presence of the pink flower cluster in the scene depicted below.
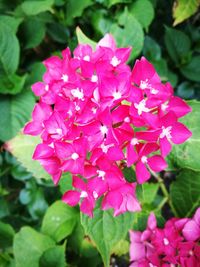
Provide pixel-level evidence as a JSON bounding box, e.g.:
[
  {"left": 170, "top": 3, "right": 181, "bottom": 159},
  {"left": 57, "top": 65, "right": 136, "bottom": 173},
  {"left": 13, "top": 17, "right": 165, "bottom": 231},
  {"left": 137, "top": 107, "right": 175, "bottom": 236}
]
[
  {"left": 24, "top": 34, "right": 192, "bottom": 217},
  {"left": 129, "top": 208, "right": 200, "bottom": 267}
]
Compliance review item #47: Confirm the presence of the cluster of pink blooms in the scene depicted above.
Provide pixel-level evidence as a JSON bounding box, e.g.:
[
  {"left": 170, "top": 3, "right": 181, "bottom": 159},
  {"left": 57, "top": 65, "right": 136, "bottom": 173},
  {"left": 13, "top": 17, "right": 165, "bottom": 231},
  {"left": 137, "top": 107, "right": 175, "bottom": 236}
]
[
  {"left": 129, "top": 208, "right": 200, "bottom": 267},
  {"left": 24, "top": 34, "right": 192, "bottom": 217}
]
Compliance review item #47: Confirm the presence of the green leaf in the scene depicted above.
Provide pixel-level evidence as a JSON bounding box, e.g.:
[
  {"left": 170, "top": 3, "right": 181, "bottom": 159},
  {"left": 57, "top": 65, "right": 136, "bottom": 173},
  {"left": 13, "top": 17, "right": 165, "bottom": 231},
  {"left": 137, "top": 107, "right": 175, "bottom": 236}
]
[
  {"left": 129, "top": 0, "right": 154, "bottom": 30},
  {"left": 137, "top": 183, "right": 159, "bottom": 204},
  {"left": 173, "top": 0, "right": 200, "bottom": 26},
  {"left": 47, "top": 23, "right": 69, "bottom": 44},
  {"left": 0, "top": 74, "right": 27, "bottom": 95},
  {"left": 41, "top": 201, "right": 79, "bottom": 242},
  {"left": 0, "top": 91, "right": 35, "bottom": 141},
  {"left": 167, "top": 100, "right": 200, "bottom": 171},
  {"left": 6, "top": 134, "right": 51, "bottom": 180},
  {"left": 107, "top": 0, "right": 131, "bottom": 8},
  {"left": 143, "top": 36, "right": 161, "bottom": 61},
  {"left": 66, "top": 0, "right": 93, "bottom": 24},
  {"left": 21, "top": 0, "right": 54, "bottom": 16},
  {"left": 177, "top": 81, "right": 195, "bottom": 99},
  {"left": 0, "top": 221, "right": 15, "bottom": 248},
  {"left": 0, "top": 15, "right": 22, "bottom": 34},
  {"left": 81, "top": 200, "right": 134, "bottom": 267},
  {"left": 21, "top": 17, "right": 46, "bottom": 49},
  {"left": 110, "top": 8, "right": 144, "bottom": 61},
  {"left": 181, "top": 56, "right": 200, "bottom": 82},
  {"left": 111, "top": 239, "right": 129, "bottom": 256},
  {"left": 14, "top": 227, "right": 55, "bottom": 267},
  {"left": 0, "top": 22, "right": 20, "bottom": 76},
  {"left": 76, "top": 27, "right": 97, "bottom": 50},
  {"left": 170, "top": 169, "right": 200, "bottom": 217},
  {"left": 39, "top": 245, "right": 66, "bottom": 267},
  {"left": 164, "top": 27, "right": 191, "bottom": 64},
  {"left": 26, "top": 62, "right": 46, "bottom": 86}
]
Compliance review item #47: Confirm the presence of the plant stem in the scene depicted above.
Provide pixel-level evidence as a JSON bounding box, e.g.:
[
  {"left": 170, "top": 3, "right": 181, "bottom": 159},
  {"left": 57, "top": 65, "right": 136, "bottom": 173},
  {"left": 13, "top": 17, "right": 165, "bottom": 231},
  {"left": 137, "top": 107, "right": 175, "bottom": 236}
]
[{"left": 151, "top": 171, "right": 179, "bottom": 217}]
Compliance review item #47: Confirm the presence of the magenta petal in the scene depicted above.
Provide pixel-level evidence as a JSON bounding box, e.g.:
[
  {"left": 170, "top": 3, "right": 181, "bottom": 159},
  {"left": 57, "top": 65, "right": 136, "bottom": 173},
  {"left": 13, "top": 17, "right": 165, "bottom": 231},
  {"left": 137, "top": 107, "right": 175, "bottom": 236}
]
[
  {"left": 171, "top": 122, "right": 192, "bottom": 144},
  {"left": 33, "top": 144, "right": 54, "bottom": 159},
  {"left": 135, "top": 161, "right": 151, "bottom": 184},
  {"left": 148, "top": 155, "right": 167, "bottom": 172},
  {"left": 182, "top": 220, "right": 200, "bottom": 241},
  {"left": 62, "top": 190, "right": 80, "bottom": 206},
  {"left": 194, "top": 207, "right": 200, "bottom": 226},
  {"left": 80, "top": 197, "right": 95, "bottom": 217},
  {"left": 147, "top": 212, "right": 157, "bottom": 230},
  {"left": 102, "top": 191, "right": 123, "bottom": 210},
  {"left": 160, "top": 136, "right": 172, "bottom": 157},
  {"left": 168, "top": 96, "right": 192, "bottom": 118},
  {"left": 23, "top": 121, "right": 42, "bottom": 135},
  {"left": 130, "top": 242, "right": 145, "bottom": 262},
  {"left": 127, "top": 144, "right": 138, "bottom": 167}
]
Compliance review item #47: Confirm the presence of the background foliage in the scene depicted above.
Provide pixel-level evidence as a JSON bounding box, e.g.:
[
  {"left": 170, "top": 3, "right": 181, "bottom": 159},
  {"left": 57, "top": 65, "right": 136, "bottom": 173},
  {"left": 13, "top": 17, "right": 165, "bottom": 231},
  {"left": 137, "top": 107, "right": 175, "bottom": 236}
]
[{"left": 0, "top": 0, "right": 200, "bottom": 266}]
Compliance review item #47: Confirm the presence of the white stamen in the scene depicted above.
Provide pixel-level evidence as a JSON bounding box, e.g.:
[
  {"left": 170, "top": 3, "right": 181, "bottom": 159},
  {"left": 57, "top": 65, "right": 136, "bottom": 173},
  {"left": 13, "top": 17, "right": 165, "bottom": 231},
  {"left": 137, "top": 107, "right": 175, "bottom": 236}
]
[
  {"left": 56, "top": 128, "right": 62, "bottom": 135},
  {"left": 93, "top": 191, "right": 98, "bottom": 199},
  {"left": 100, "top": 125, "right": 108, "bottom": 135},
  {"left": 151, "top": 88, "right": 159, "bottom": 95},
  {"left": 163, "top": 238, "right": 169, "bottom": 245},
  {"left": 113, "top": 91, "right": 122, "bottom": 100},
  {"left": 61, "top": 74, "right": 69, "bottom": 82},
  {"left": 111, "top": 56, "right": 121, "bottom": 67},
  {"left": 189, "top": 250, "right": 194, "bottom": 256},
  {"left": 131, "top": 138, "right": 139, "bottom": 146},
  {"left": 161, "top": 103, "right": 168, "bottom": 111},
  {"left": 134, "top": 99, "right": 150, "bottom": 115},
  {"left": 149, "top": 263, "right": 157, "bottom": 267},
  {"left": 91, "top": 75, "right": 98, "bottom": 82},
  {"left": 160, "top": 126, "right": 172, "bottom": 139},
  {"left": 141, "top": 156, "right": 148, "bottom": 164},
  {"left": 101, "top": 143, "right": 114, "bottom": 153},
  {"left": 75, "top": 105, "right": 80, "bottom": 111},
  {"left": 71, "top": 152, "right": 79, "bottom": 160},
  {"left": 45, "top": 84, "right": 49, "bottom": 91},
  {"left": 49, "top": 143, "right": 54, "bottom": 148},
  {"left": 83, "top": 55, "right": 90, "bottom": 61},
  {"left": 67, "top": 110, "right": 73, "bottom": 116},
  {"left": 71, "top": 88, "right": 84, "bottom": 100},
  {"left": 97, "top": 170, "right": 106, "bottom": 180},
  {"left": 91, "top": 107, "right": 97, "bottom": 114},
  {"left": 80, "top": 191, "right": 88, "bottom": 198},
  {"left": 140, "top": 79, "right": 149, "bottom": 90},
  {"left": 124, "top": 117, "right": 130, "bottom": 123}
]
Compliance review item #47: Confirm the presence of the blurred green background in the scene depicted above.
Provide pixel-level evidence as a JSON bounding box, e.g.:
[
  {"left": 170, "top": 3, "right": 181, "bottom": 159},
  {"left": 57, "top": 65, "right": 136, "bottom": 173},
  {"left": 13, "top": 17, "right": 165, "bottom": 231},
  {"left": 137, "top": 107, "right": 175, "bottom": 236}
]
[{"left": 0, "top": 0, "right": 200, "bottom": 266}]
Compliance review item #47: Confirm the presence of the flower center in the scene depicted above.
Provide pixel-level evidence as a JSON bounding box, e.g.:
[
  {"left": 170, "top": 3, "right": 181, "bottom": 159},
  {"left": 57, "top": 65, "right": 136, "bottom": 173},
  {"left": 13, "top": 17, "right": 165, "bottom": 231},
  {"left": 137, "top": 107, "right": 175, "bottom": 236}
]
[
  {"left": 141, "top": 156, "right": 148, "bottom": 164},
  {"left": 83, "top": 55, "right": 90, "bottom": 61},
  {"left": 71, "top": 152, "right": 79, "bottom": 160},
  {"left": 45, "top": 84, "right": 49, "bottom": 91},
  {"left": 61, "top": 74, "right": 69, "bottom": 82},
  {"left": 131, "top": 138, "right": 139, "bottom": 145},
  {"left": 91, "top": 75, "right": 98, "bottom": 82},
  {"left": 140, "top": 79, "right": 149, "bottom": 89},
  {"left": 110, "top": 56, "right": 121, "bottom": 67},
  {"left": 160, "top": 126, "right": 172, "bottom": 139},
  {"left": 56, "top": 128, "right": 62, "bottom": 135},
  {"left": 113, "top": 91, "right": 122, "bottom": 100},
  {"left": 163, "top": 238, "right": 169, "bottom": 245},
  {"left": 134, "top": 100, "right": 150, "bottom": 115},
  {"left": 97, "top": 170, "right": 106, "bottom": 180},
  {"left": 80, "top": 191, "right": 88, "bottom": 198},
  {"left": 71, "top": 88, "right": 84, "bottom": 100},
  {"left": 93, "top": 191, "right": 98, "bottom": 199},
  {"left": 100, "top": 125, "right": 108, "bottom": 135}
]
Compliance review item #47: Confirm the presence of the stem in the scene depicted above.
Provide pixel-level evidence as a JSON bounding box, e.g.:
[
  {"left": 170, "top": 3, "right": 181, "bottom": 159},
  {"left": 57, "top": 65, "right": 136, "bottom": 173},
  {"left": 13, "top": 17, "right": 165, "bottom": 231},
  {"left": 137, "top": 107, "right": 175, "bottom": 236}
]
[{"left": 151, "top": 171, "right": 179, "bottom": 217}]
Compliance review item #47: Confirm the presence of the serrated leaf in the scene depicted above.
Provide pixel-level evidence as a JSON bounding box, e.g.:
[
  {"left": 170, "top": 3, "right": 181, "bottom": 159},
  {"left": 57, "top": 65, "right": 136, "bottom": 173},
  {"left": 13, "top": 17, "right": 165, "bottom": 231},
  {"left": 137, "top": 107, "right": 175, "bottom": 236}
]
[
  {"left": 76, "top": 27, "right": 97, "bottom": 50},
  {"left": 164, "top": 27, "right": 191, "bottom": 64},
  {"left": 167, "top": 100, "right": 200, "bottom": 171},
  {"left": 170, "top": 169, "right": 200, "bottom": 217},
  {"left": 14, "top": 227, "right": 55, "bottom": 267},
  {"left": 41, "top": 201, "right": 79, "bottom": 242},
  {"left": 173, "top": 0, "right": 200, "bottom": 26},
  {"left": 81, "top": 200, "right": 134, "bottom": 267},
  {"left": 0, "top": 22, "right": 20, "bottom": 76},
  {"left": 110, "top": 8, "right": 144, "bottom": 61},
  {"left": 6, "top": 134, "right": 51, "bottom": 180},
  {"left": 21, "top": 0, "right": 54, "bottom": 16},
  {"left": 39, "top": 245, "right": 66, "bottom": 267},
  {"left": 129, "top": 0, "right": 154, "bottom": 30},
  {"left": 0, "top": 91, "right": 35, "bottom": 141},
  {"left": 181, "top": 56, "right": 200, "bottom": 82}
]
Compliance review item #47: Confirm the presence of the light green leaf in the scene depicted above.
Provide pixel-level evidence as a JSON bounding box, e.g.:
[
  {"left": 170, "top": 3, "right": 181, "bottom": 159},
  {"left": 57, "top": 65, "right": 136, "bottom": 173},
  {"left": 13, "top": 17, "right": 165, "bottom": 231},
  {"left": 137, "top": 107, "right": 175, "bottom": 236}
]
[
  {"left": 0, "top": 91, "right": 35, "bottom": 141},
  {"left": 6, "top": 134, "right": 51, "bottom": 180},
  {"left": 76, "top": 27, "right": 97, "bottom": 50},
  {"left": 170, "top": 169, "right": 200, "bottom": 217},
  {"left": 0, "top": 221, "right": 15, "bottom": 249},
  {"left": 107, "top": 0, "right": 131, "bottom": 8},
  {"left": 21, "top": 0, "right": 54, "bottom": 16},
  {"left": 39, "top": 245, "right": 66, "bottom": 267},
  {"left": 0, "top": 15, "right": 22, "bottom": 34},
  {"left": 173, "top": 0, "right": 200, "bottom": 26},
  {"left": 21, "top": 17, "right": 46, "bottom": 49},
  {"left": 167, "top": 100, "right": 200, "bottom": 171},
  {"left": 111, "top": 239, "right": 129, "bottom": 256},
  {"left": 164, "top": 27, "right": 191, "bottom": 64},
  {"left": 0, "top": 74, "right": 26, "bottom": 95},
  {"left": 66, "top": 0, "right": 93, "bottom": 23},
  {"left": 129, "top": 0, "right": 154, "bottom": 30},
  {"left": 0, "top": 22, "right": 20, "bottom": 76},
  {"left": 181, "top": 56, "right": 200, "bottom": 82},
  {"left": 41, "top": 201, "right": 79, "bottom": 242},
  {"left": 14, "top": 227, "right": 55, "bottom": 267},
  {"left": 139, "top": 183, "right": 159, "bottom": 204},
  {"left": 81, "top": 200, "right": 134, "bottom": 267},
  {"left": 110, "top": 8, "right": 144, "bottom": 61}
]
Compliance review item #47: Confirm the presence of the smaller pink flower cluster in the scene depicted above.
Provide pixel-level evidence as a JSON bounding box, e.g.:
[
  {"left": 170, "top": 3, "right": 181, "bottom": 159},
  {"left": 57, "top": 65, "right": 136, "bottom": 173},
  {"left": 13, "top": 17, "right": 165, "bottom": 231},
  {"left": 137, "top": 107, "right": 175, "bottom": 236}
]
[
  {"left": 24, "top": 34, "right": 192, "bottom": 217},
  {"left": 129, "top": 208, "right": 200, "bottom": 267}
]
